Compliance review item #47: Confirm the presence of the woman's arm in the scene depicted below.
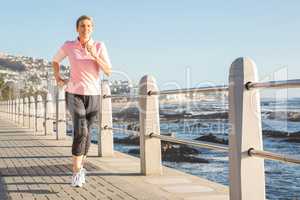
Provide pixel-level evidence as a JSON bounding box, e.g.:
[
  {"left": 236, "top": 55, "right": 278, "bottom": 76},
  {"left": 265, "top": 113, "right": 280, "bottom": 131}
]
[
  {"left": 52, "top": 61, "right": 68, "bottom": 87},
  {"left": 52, "top": 46, "right": 68, "bottom": 87},
  {"left": 87, "top": 43, "right": 112, "bottom": 76},
  {"left": 93, "top": 56, "right": 112, "bottom": 76}
]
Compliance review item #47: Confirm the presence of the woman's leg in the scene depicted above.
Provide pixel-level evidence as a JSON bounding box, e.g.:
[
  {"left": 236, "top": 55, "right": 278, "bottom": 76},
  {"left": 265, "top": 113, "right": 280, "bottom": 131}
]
[
  {"left": 82, "top": 95, "right": 100, "bottom": 167},
  {"left": 81, "top": 111, "right": 98, "bottom": 167},
  {"left": 66, "top": 92, "right": 88, "bottom": 174},
  {"left": 72, "top": 155, "right": 84, "bottom": 173},
  {"left": 71, "top": 113, "right": 89, "bottom": 173}
]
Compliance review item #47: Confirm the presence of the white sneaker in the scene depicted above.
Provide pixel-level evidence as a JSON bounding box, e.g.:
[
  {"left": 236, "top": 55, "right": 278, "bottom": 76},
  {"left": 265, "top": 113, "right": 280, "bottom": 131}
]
[
  {"left": 80, "top": 167, "right": 87, "bottom": 184},
  {"left": 71, "top": 172, "right": 83, "bottom": 187}
]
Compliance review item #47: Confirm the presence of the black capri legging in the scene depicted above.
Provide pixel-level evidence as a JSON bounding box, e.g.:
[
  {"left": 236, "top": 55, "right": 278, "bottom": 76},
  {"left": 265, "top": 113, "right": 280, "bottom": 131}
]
[{"left": 65, "top": 92, "right": 100, "bottom": 156}]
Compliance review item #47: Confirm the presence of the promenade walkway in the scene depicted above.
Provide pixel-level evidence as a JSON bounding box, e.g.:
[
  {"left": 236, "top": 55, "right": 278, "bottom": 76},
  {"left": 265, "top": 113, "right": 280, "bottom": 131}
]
[{"left": 0, "top": 117, "right": 228, "bottom": 200}]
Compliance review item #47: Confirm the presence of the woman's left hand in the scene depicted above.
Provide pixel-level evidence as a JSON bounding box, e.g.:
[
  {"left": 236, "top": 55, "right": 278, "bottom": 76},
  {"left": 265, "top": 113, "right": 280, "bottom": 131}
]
[{"left": 86, "top": 43, "right": 98, "bottom": 58}]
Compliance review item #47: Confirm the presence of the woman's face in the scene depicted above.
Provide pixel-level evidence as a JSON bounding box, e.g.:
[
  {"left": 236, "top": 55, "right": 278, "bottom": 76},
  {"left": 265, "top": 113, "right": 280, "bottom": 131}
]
[{"left": 77, "top": 19, "right": 93, "bottom": 39}]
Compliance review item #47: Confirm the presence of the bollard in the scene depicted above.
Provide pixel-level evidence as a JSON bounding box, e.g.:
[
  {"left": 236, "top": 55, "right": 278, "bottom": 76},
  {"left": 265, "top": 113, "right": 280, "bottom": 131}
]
[
  {"left": 6, "top": 100, "right": 9, "bottom": 119},
  {"left": 228, "top": 57, "right": 265, "bottom": 200},
  {"left": 11, "top": 99, "right": 15, "bottom": 121},
  {"left": 10, "top": 99, "right": 13, "bottom": 120},
  {"left": 14, "top": 99, "right": 18, "bottom": 123},
  {"left": 9, "top": 99, "right": 11, "bottom": 120},
  {"left": 98, "top": 80, "right": 114, "bottom": 157},
  {"left": 5, "top": 100, "right": 7, "bottom": 118},
  {"left": 56, "top": 88, "right": 66, "bottom": 140},
  {"left": 0, "top": 101, "right": 2, "bottom": 117},
  {"left": 12, "top": 99, "right": 15, "bottom": 121},
  {"left": 19, "top": 98, "right": 24, "bottom": 127},
  {"left": 45, "top": 92, "right": 54, "bottom": 135},
  {"left": 36, "top": 95, "right": 44, "bottom": 133},
  {"left": 7, "top": 100, "right": 9, "bottom": 119},
  {"left": 16, "top": 98, "right": 20, "bottom": 125},
  {"left": 8, "top": 99, "right": 11, "bottom": 119},
  {"left": 139, "top": 75, "right": 162, "bottom": 175},
  {"left": 29, "top": 96, "right": 36, "bottom": 130},
  {"left": 10, "top": 99, "right": 13, "bottom": 121},
  {"left": 23, "top": 97, "right": 30, "bottom": 128},
  {"left": 9, "top": 99, "right": 12, "bottom": 120}
]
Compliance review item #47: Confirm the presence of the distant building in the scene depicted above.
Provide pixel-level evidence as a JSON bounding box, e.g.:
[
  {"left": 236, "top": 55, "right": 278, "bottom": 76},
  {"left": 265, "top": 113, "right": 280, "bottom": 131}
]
[{"left": 110, "top": 80, "right": 136, "bottom": 95}]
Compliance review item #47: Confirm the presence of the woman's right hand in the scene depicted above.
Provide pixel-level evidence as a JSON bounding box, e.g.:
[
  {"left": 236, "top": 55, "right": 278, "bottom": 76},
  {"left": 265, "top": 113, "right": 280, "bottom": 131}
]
[{"left": 55, "top": 76, "right": 68, "bottom": 87}]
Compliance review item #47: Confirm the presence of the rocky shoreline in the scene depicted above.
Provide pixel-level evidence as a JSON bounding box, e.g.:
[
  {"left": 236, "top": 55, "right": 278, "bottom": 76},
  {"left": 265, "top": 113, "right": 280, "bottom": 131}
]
[
  {"left": 99, "top": 106, "right": 300, "bottom": 163},
  {"left": 113, "top": 135, "right": 209, "bottom": 163},
  {"left": 90, "top": 129, "right": 300, "bottom": 164},
  {"left": 111, "top": 130, "right": 299, "bottom": 163},
  {"left": 264, "top": 111, "right": 300, "bottom": 122},
  {"left": 113, "top": 107, "right": 300, "bottom": 122},
  {"left": 263, "top": 130, "right": 300, "bottom": 143}
]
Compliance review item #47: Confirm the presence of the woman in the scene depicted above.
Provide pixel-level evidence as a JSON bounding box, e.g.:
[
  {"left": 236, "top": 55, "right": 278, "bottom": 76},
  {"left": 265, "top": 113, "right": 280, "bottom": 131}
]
[{"left": 52, "top": 15, "right": 112, "bottom": 187}]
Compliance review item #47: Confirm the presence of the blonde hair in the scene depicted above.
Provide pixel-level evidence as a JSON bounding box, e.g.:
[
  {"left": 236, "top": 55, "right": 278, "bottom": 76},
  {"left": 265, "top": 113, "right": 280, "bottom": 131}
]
[{"left": 76, "top": 15, "right": 93, "bottom": 28}]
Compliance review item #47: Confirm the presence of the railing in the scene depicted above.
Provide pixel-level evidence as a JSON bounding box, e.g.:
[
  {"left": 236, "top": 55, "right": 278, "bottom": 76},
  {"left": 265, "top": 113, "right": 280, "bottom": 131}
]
[
  {"left": 0, "top": 57, "right": 300, "bottom": 200},
  {"left": 0, "top": 89, "right": 66, "bottom": 139}
]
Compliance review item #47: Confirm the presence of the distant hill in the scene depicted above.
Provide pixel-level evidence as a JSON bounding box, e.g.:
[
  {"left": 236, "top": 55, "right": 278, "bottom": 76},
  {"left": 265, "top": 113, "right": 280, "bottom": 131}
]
[{"left": 0, "top": 58, "right": 25, "bottom": 71}]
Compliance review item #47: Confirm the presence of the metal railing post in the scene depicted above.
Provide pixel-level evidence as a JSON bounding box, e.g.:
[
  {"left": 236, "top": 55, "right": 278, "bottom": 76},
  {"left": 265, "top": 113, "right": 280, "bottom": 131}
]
[{"left": 228, "top": 57, "right": 265, "bottom": 200}]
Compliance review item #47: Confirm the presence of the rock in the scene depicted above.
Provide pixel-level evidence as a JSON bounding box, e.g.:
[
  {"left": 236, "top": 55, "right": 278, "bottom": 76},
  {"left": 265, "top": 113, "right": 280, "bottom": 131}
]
[
  {"left": 114, "top": 107, "right": 229, "bottom": 121},
  {"left": 127, "top": 123, "right": 140, "bottom": 131},
  {"left": 190, "top": 112, "right": 228, "bottom": 120},
  {"left": 116, "top": 135, "right": 209, "bottom": 163},
  {"left": 128, "top": 148, "right": 140, "bottom": 155},
  {"left": 189, "top": 122, "right": 209, "bottom": 128},
  {"left": 113, "top": 107, "right": 139, "bottom": 120},
  {"left": 263, "top": 130, "right": 300, "bottom": 138},
  {"left": 290, "top": 112, "right": 300, "bottom": 122},
  {"left": 263, "top": 130, "right": 300, "bottom": 143},
  {"left": 114, "top": 135, "right": 139, "bottom": 145},
  {"left": 160, "top": 111, "right": 228, "bottom": 120},
  {"left": 283, "top": 138, "right": 300, "bottom": 143},
  {"left": 163, "top": 153, "right": 208, "bottom": 163},
  {"left": 162, "top": 143, "right": 208, "bottom": 163},
  {"left": 127, "top": 146, "right": 208, "bottom": 163},
  {"left": 195, "top": 133, "right": 228, "bottom": 145},
  {"left": 160, "top": 111, "right": 193, "bottom": 119},
  {"left": 161, "top": 142, "right": 200, "bottom": 155},
  {"left": 264, "top": 111, "right": 300, "bottom": 122}
]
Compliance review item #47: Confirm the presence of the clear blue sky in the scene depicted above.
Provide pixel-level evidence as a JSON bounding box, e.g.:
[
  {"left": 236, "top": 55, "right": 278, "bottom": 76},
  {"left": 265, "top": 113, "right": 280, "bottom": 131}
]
[{"left": 0, "top": 0, "right": 299, "bottom": 96}]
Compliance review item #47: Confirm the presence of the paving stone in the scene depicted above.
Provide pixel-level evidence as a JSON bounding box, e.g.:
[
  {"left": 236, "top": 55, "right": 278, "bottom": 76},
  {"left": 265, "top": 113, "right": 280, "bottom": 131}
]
[
  {"left": 145, "top": 177, "right": 191, "bottom": 185},
  {"left": 184, "top": 195, "right": 229, "bottom": 200},
  {"left": 162, "top": 185, "right": 214, "bottom": 193}
]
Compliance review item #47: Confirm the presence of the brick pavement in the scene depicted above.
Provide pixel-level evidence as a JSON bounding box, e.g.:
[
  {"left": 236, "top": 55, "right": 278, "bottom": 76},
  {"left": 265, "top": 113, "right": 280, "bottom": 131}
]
[{"left": 0, "top": 117, "right": 228, "bottom": 200}]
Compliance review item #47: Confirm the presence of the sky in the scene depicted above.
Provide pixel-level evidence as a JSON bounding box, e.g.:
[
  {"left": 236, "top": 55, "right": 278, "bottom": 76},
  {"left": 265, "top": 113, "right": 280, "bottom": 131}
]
[{"left": 0, "top": 0, "right": 299, "bottom": 97}]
